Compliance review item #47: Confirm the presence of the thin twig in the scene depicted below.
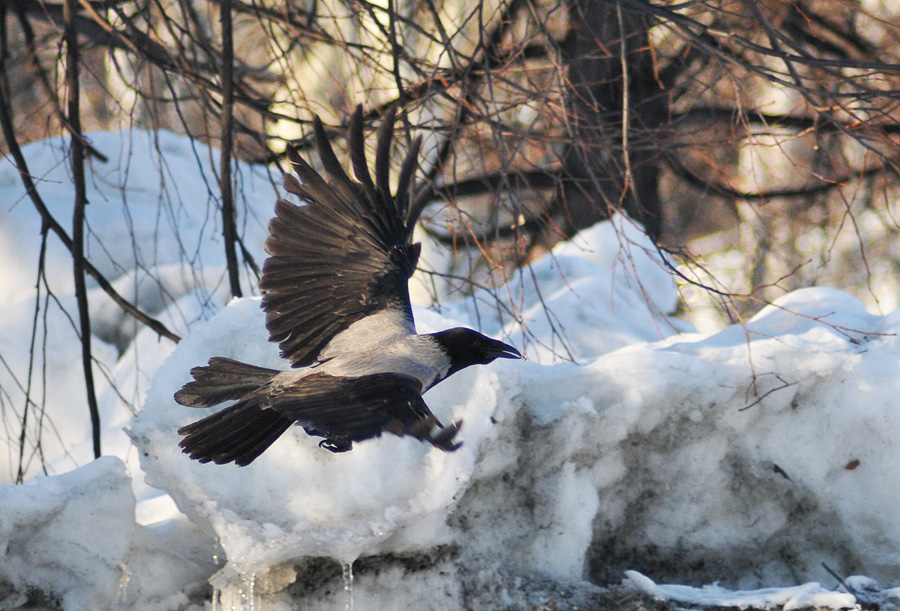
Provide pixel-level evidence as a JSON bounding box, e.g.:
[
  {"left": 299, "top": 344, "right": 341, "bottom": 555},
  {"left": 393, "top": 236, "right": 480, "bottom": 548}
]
[{"left": 739, "top": 375, "right": 797, "bottom": 411}]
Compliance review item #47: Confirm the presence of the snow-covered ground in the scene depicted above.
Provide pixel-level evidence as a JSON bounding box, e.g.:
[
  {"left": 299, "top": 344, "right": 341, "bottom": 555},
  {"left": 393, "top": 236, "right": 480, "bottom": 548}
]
[{"left": 2, "top": 131, "right": 900, "bottom": 610}]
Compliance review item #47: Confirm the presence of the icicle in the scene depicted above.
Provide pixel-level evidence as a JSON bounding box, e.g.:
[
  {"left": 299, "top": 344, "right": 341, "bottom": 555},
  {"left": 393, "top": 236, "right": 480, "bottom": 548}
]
[
  {"left": 114, "top": 561, "right": 132, "bottom": 607},
  {"left": 208, "top": 566, "right": 268, "bottom": 611},
  {"left": 210, "top": 553, "right": 221, "bottom": 611},
  {"left": 209, "top": 568, "right": 248, "bottom": 611},
  {"left": 342, "top": 560, "right": 355, "bottom": 611},
  {"left": 232, "top": 572, "right": 260, "bottom": 611}
]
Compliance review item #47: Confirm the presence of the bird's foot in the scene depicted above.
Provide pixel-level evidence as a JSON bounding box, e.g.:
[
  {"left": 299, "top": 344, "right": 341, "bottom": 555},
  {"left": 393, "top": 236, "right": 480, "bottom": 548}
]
[
  {"left": 430, "top": 419, "right": 463, "bottom": 451},
  {"left": 408, "top": 417, "right": 463, "bottom": 452}
]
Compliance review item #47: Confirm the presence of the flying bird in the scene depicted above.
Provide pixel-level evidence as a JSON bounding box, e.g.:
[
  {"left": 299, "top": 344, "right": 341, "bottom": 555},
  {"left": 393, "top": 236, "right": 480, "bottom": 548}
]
[{"left": 175, "top": 106, "right": 522, "bottom": 466}]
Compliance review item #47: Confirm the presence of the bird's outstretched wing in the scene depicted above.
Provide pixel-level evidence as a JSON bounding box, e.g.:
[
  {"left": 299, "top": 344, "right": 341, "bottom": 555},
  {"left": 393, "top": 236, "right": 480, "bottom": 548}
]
[
  {"left": 260, "top": 106, "right": 423, "bottom": 367},
  {"left": 268, "top": 372, "right": 461, "bottom": 452}
]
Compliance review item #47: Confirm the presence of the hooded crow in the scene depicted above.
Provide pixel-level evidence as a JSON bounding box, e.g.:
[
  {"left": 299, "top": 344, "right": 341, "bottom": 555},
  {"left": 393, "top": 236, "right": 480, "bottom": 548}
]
[{"left": 175, "top": 106, "right": 522, "bottom": 466}]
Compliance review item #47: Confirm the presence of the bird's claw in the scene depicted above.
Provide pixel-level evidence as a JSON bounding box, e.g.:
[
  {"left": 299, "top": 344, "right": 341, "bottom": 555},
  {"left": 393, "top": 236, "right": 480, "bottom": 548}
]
[{"left": 430, "top": 419, "right": 463, "bottom": 452}]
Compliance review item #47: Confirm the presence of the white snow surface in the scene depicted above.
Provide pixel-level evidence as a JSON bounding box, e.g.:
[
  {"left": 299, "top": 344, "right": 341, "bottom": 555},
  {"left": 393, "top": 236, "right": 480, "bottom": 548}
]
[
  {"left": 626, "top": 571, "right": 859, "bottom": 610},
  {"left": 3, "top": 130, "right": 900, "bottom": 609}
]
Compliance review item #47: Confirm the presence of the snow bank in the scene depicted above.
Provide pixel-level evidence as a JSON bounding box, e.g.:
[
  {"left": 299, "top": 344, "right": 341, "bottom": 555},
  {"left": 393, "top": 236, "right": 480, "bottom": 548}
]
[
  {"left": 511, "top": 283, "right": 900, "bottom": 588},
  {"left": 131, "top": 212, "right": 900, "bottom": 605},
  {"left": 128, "top": 213, "right": 679, "bottom": 585},
  {"left": 130, "top": 300, "right": 496, "bottom": 577},
  {"left": 0, "top": 456, "right": 213, "bottom": 610},
  {"left": 0, "top": 457, "right": 133, "bottom": 609},
  {"left": 5, "top": 128, "right": 900, "bottom": 608}
]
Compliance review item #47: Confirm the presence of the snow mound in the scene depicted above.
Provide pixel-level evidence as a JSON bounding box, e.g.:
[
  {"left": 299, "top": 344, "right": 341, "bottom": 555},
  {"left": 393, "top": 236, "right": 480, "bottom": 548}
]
[
  {"left": 0, "top": 457, "right": 134, "bottom": 609},
  {"left": 0, "top": 456, "right": 213, "bottom": 610},
  {"left": 444, "top": 214, "right": 688, "bottom": 362},
  {"left": 130, "top": 298, "right": 508, "bottom": 576},
  {"left": 6, "top": 128, "right": 900, "bottom": 608},
  {"left": 131, "top": 217, "right": 900, "bottom": 605}
]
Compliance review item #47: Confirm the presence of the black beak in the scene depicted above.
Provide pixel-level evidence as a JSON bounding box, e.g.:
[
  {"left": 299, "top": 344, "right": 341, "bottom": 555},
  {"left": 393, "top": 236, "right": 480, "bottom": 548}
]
[{"left": 488, "top": 339, "right": 523, "bottom": 361}]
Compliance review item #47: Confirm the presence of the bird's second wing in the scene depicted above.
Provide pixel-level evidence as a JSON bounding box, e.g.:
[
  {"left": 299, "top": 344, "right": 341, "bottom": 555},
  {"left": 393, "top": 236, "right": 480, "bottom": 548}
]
[
  {"left": 267, "top": 372, "right": 461, "bottom": 451},
  {"left": 260, "top": 106, "right": 423, "bottom": 368}
]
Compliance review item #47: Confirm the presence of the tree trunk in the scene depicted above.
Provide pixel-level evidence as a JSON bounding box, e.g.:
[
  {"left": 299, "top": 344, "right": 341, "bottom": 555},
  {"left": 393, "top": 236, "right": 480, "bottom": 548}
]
[{"left": 544, "top": 0, "right": 666, "bottom": 245}]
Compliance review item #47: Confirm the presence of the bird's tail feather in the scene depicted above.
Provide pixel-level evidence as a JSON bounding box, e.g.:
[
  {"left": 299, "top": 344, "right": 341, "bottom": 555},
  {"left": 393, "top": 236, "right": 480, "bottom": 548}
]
[
  {"left": 177, "top": 398, "right": 293, "bottom": 466},
  {"left": 174, "top": 357, "right": 279, "bottom": 408},
  {"left": 174, "top": 357, "right": 289, "bottom": 466}
]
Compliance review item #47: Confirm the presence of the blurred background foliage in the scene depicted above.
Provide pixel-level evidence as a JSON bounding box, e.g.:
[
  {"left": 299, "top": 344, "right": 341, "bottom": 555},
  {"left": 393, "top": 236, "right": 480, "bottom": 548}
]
[{"left": 5, "top": 0, "right": 900, "bottom": 327}]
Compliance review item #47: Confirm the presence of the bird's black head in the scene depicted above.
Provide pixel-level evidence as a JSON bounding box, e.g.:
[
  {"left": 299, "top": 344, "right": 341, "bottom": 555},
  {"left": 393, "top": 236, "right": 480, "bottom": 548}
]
[{"left": 431, "top": 327, "right": 522, "bottom": 381}]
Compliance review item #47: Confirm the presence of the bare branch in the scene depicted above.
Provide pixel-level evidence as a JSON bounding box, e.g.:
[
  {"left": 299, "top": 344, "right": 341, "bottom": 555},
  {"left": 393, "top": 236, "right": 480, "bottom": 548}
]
[
  {"left": 64, "top": 0, "right": 102, "bottom": 459},
  {"left": 219, "top": 0, "right": 241, "bottom": 298}
]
